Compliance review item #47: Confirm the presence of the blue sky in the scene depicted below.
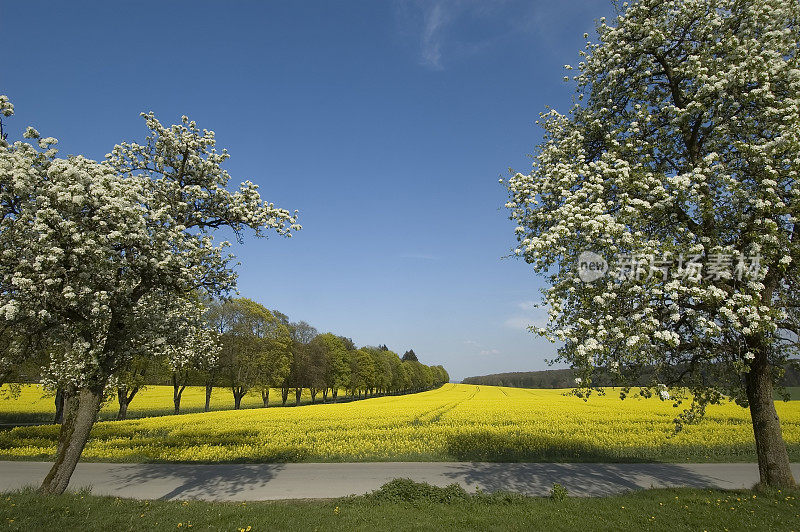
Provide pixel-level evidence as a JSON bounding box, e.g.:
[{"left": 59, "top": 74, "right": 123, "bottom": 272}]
[{"left": 2, "top": 0, "right": 614, "bottom": 381}]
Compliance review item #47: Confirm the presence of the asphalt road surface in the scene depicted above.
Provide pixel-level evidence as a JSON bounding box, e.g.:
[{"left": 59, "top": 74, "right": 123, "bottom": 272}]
[{"left": 1, "top": 461, "right": 797, "bottom": 501}]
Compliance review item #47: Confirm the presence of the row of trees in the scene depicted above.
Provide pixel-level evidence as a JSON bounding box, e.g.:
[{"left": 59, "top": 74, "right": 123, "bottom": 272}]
[
  {"left": 210, "top": 299, "right": 447, "bottom": 409},
  {"left": 113, "top": 297, "right": 448, "bottom": 419}
]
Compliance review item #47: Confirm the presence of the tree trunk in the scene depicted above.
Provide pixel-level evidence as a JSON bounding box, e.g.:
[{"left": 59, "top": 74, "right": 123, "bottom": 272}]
[
  {"left": 745, "top": 355, "right": 796, "bottom": 487},
  {"left": 310, "top": 388, "right": 318, "bottom": 404},
  {"left": 204, "top": 384, "right": 213, "bottom": 412},
  {"left": 172, "top": 374, "right": 186, "bottom": 415},
  {"left": 117, "top": 400, "right": 129, "bottom": 421},
  {"left": 295, "top": 387, "right": 301, "bottom": 406},
  {"left": 116, "top": 386, "right": 138, "bottom": 421},
  {"left": 233, "top": 390, "right": 243, "bottom": 410},
  {"left": 40, "top": 387, "right": 104, "bottom": 494},
  {"left": 332, "top": 388, "right": 338, "bottom": 402},
  {"left": 262, "top": 388, "right": 270, "bottom": 407},
  {"left": 173, "top": 387, "right": 184, "bottom": 415},
  {"left": 53, "top": 388, "right": 65, "bottom": 424},
  {"left": 281, "top": 385, "right": 289, "bottom": 406},
  {"left": 322, "top": 388, "right": 328, "bottom": 402}
]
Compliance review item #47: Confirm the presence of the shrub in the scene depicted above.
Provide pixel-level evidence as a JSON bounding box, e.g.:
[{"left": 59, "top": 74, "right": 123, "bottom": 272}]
[{"left": 550, "top": 483, "right": 568, "bottom": 501}]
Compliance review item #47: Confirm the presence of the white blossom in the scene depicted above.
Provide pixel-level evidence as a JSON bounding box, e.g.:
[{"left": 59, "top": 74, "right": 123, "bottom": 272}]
[
  {"left": 0, "top": 98, "right": 298, "bottom": 389},
  {"left": 504, "top": 0, "right": 800, "bottom": 409}
]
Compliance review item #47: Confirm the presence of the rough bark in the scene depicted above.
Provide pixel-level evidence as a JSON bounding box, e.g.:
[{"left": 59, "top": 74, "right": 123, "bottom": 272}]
[
  {"left": 295, "top": 387, "right": 301, "bottom": 406},
  {"left": 173, "top": 390, "right": 183, "bottom": 414},
  {"left": 745, "top": 354, "right": 796, "bottom": 487},
  {"left": 53, "top": 388, "right": 64, "bottom": 424},
  {"left": 116, "top": 386, "right": 139, "bottom": 421},
  {"left": 261, "top": 388, "right": 269, "bottom": 407},
  {"left": 117, "top": 400, "right": 129, "bottom": 421},
  {"left": 40, "top": 387, "right": 103, "bottom": 494},
  {"left": 281, "top": 385, "right": 289, "bottom": 406},
  {"left": 204, "top": 384, "right": 213, "bottom": 412},
  {"left": 232, "top": 387, "right": 245, "bottom": 409},
  {"left": 172, "top": 373, "right": 187, "bottom": 415},
  {"left": 322, "top": 388, "right": 328, "bottom": 402}
]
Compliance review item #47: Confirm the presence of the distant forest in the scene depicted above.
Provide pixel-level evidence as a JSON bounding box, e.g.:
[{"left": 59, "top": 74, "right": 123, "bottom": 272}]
[{"left": 462, "top": 365, "right": 800, "bottom": 389}]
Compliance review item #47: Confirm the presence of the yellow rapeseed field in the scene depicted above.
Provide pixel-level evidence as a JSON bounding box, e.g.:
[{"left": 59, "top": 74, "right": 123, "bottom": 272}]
[
  {"left": 0, "top": 384, "right": 316, "bottom": 422},
  {"left": 1, "top": 383, "right": 798, "bottom": 463}
]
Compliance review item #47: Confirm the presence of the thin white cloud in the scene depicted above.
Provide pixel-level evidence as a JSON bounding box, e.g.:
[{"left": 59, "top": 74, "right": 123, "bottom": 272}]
[
  {"left": 420, "top": 2, "right": 449, "bottom": 69},
  {"left": 464, "top": 338, "right": 499, "bottom": 355},
  {"left": 398, "top": 0, "right": 613, "bottom": 71},
  {"left": 400, "top": 0, "right": 535, "bottom": 71}
]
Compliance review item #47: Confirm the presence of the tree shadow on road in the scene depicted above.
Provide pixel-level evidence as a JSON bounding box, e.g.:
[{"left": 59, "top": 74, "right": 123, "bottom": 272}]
[
  {"left": 440, "top": 461, "right": 725, "bottom": 496},
  {"left": 106, "top": 463, "right": 287, "bottom": 500},
  {"left": 442, "top": 431, "right": 726, "bottom": 496}
]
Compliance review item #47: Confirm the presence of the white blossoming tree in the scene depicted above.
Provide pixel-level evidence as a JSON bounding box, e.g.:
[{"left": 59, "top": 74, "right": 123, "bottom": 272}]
[
  {"left": 505, "top": 0, "right": 798, "bottom": 487},
  {"left": 0, "top": 98, "right": 299, "bottom": 494}
]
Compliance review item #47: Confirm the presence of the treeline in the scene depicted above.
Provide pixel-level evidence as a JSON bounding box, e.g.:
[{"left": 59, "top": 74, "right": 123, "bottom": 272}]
[
  {"left": 462, "top": 369, "right": 579, "bottom": 389},
  {"left": 462, "top": 365, "right": 800, "bottom": 389},
  {"left": 111, "top": 298, "right": 449, "bottom": 420}
]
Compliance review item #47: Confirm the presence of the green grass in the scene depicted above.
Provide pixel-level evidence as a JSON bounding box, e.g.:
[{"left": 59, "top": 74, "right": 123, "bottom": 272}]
[{"left": 1, "top": 481, "right": 799, "bottom": 531}]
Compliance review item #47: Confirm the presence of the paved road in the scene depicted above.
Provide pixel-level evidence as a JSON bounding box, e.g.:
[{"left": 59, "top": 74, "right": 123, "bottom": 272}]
[{"left": 1, "top": 461, "right": 797, "bottom": 501}]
